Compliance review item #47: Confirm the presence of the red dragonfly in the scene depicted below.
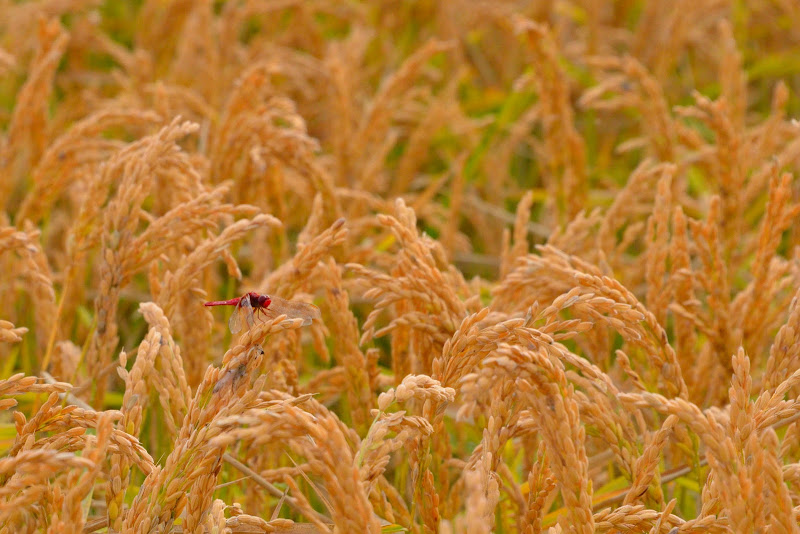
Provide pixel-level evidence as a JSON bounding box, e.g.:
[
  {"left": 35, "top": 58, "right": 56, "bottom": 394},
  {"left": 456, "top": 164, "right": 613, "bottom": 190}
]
[{"left": 204, "top": 292, "right": 320, "bottom": 334}]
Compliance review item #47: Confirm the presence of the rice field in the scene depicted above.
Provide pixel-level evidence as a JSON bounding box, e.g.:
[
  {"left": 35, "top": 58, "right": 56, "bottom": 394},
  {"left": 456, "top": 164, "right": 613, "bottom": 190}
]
[{"left": 2, "top": 1, "right": 800, "bottom": 533}]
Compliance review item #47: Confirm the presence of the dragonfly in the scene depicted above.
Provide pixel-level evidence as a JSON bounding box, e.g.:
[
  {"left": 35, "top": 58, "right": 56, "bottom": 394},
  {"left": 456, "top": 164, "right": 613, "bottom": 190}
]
[{"left": 204, "top": 292, "right": 321, "bottom": 334}]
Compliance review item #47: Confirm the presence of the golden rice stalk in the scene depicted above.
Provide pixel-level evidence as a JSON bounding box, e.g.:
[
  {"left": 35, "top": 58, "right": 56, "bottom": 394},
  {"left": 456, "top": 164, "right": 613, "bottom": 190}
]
[
  {"left": 350, "top": 199, "right": 468, "bottom": 351},
  {"left": 744, "top": 84, "right": 799, "bottom": 211},
  {"left": 204, "top": 498, "right": 229, "bottom": 534},
  {"left": 0, "top": 46, "right": 14, "bottom": 74},
  {"left": 616, "top": 386, "right": 788, "bottom": 529},
  {"left": 574, "top": 272, "right": 688, "bottom": 399},
  {"left": 519, "top": 380, "right": 593, "bottom": 533},
  {"left": 121, "top": 314, "right": 306, "bottom": 532},
  {"left": 416, "top": 467, "right": 440, "bottom": 534},
  {"left": 108, "top": 337, "right": 157, "bottom": 529},
  {"left": 157, "top": 213, "right": 282, "bottom": 385},
  {"left": 521, "top": 441, "right": 556, "bottom": 534},
  {"left": 226, "top": 514, "right": 294, "bottom": 533},
  {"left": 88, "top": 128, "right": 257, "bottom": 404},
  {"left": 47, "top": 413, "right": 112, "bottom": 533},
  {"left": 623, "top": 415, "right": 677, "bottom": 506},
  {"left": 500, "top": 190, "right": 534, "bottom": 278},
  {"left": 598, "top": 500, "right": 687, "bottom": 533},
  {"left": 378, "top": 374, "right": 455, "bottom": 415},
  {"left": 0, "top": 224, "right": 55, "bottom": 354},
  {"left": 261, "top": 217, "right": 347, "bottom": 298},
  {"left": 759, "top": 429, "right": 797, "bottom": 534},
  {"left": 752, "top": 369, "right": 800, "bottom": 433},
  {"left": 676, "top": 92, "right": 745, "bottom": 260},
  {"left": 282, "top": 476, "right": 333, "bottom": 534},
  {"left": 673, "top": 198, "right": 735, "bottom": 400},
  {"left": 570, "top": 380, "right": 639, "bottom": 485},
  {"left": 209, "top": 62, "right": 340, "bottom": 226},
  {"left": 323, "top": 26, "right": 370, "bottom": 188},
  {"left": 56, "top": 132, "right": 155, "bottom": 328},
  {"left": 86, "top": 118, "right": 201, "bottom": 405},
  {"left": 317, "top": 257, "right": 374, "bottom": 431},
  {"left": 0, "top": 393, "right": 149, "bottom": 529},
  {"left": 6, "top": 394, "right": 152, "bottom": 476},
  {"left": 252, "top": 219, "right": 341, "bottom": 393},
  {"left": 357, "top": 410, "right": 433, "bottom": 495},
  {"left": 463, "top": 380, "right": 519, "bottom": 526},
  {"left": 463, "top": 448, "right": 500, "bottom": 534},
  {"left": 0, "top": 448, "right": 93, "bottom": 494},
  {"left": 374, "top": 475, "right": 411, "bottom": 528},
  {"left": 0, "top": 18, "right": 68, "bottom": 209},
  {"left": 214, "top": 402, "right": 381, "bottom": 533},
  {"left": 7, "top": 392, "right": 65, "bottom": 457},
  {"left": 139, "top": 304, "right": 192, "bottom": 434},
  {"left": 0, "top": 320, "right": 26, "bottom": 344},
  {"left": 169, "top": 0, "right": 219, "bottom": 106},
  {"left": 491, "top": 245, "right": 599, "bottom": 314},
  {"left": 513, "top": 16, "right": 587, "bottom": 223},
  {"left": 596, "top": 160, "right": 668, "bottom": 266},
  {"left": 108, "top": 302, "right": 192, "bottom": 529},
  {"left": 392, "top": 77, "right": 468, "bottom": 199},
  {"left": 481, "top": 340, "right": 598, "bottom": 512},
  {"left": 460, "top": 338, "right": 596, "bottom": 532},
  {"left": 763, "top": 287, "right": 800, "bottom": 395},
  {"left": 716, "top": 20, "right": 746, "bottom": 132},
  {"left": 644, "top": 167, "right": 674, "bottom": 327},
  {"left": 734, "top": 170, "right": 800, "bottom": 358},
  {"left": 667, "top": 206, "right": 697, "bottom": 387},
  {"left": 435, "top": 308, "right": 526, "bottom": 390},
  {"left": 728, "top": 348, "right": 754, "bottom": 449},
  {"left": 581, "top": 56, "right": 677, "bottom": 162},
  {"left": 0, "top": 373, "right": 71, "bottom": 400},
  {"left": 714, "top": 432, "right": 764, "bottom": 531},
  {"left": 16, "top": 108, "right": 162, "bottom": 224},
  {"left": 0, "top": 449, "right": 93, "bottom": 528},
  {"left": 350, "top": 39, "right": 454, "bottom": 189}
]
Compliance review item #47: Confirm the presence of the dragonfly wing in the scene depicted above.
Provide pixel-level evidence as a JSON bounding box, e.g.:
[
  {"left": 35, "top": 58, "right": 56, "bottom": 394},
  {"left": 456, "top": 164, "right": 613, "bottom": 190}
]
[
  {"left": 266, "top": 296, "right": 321, "bottom": 327},
  {"left": 242, "top": 295, "right": 255, "bottom": 329},
  {"left": 228, "top": 303, "right": 242, "bottom": 334},
  {"left": 229, "top": 296, "right": 253, "bottom": 334}
]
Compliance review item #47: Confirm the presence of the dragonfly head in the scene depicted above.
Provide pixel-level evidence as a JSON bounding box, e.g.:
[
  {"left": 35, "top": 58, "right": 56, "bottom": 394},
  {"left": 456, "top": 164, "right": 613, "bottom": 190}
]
[{"left": 257, "top": 294, "right": 271, "bottom": 308}]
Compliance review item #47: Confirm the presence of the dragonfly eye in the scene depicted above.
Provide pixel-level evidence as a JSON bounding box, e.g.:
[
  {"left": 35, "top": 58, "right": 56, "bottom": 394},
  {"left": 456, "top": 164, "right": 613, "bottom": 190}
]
[{"left": 258, "top": 295, "right": 268, "bottom": 306}]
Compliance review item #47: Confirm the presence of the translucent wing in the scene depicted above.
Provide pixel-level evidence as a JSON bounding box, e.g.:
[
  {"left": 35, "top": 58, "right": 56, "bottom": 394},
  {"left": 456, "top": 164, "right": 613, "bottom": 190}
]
[
  {"left": 228, "top": 295, "right": 254, "bottom": 334},
  {"left": 213, "top": 364, "right": 246, "bottom": 393},
  {"left": 264, "top": 296, "right": 321, "bottom": 327}
]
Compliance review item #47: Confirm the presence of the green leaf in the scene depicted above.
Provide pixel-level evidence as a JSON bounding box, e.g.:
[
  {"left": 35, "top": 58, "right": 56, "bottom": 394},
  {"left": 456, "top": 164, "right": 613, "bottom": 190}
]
[
  {"left": 104, "top": 391, "right": 124, "bottom": 410},
  {"left": 0, "top": 423, "right": 18, "bottom": 452},
  {"left": 76, "top": 305, "right": 93, "bottom": 328},
  {"left": 675, "top": 476, "right": 701, "bottom": 493},
  {"left": 1, "top": 347, "right": 18, "bottom": 378},
  {"left": 80, "top": 484, "right": 94, "bottom": 524},
  {"left": 595, "top": 474, "right": 630, "bottom": 495},
  {"left": 747, "top": 49, "right": 800, "bottom": 80}
]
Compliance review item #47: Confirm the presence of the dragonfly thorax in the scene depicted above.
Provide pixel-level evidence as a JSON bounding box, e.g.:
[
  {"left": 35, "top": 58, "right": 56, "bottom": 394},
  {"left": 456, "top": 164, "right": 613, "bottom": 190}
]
[{"left": 248, "top": 293, "right": 271, "bottom": 308}]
